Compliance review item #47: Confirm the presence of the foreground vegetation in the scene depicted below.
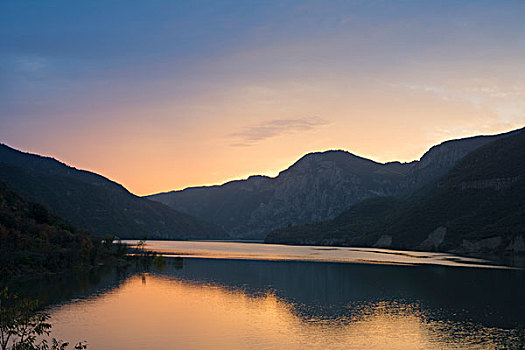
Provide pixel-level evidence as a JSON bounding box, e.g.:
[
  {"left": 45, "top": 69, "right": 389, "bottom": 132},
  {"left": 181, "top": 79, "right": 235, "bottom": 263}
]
[{"left": 0, "top": 288, "right": 88, "bottom": 350}]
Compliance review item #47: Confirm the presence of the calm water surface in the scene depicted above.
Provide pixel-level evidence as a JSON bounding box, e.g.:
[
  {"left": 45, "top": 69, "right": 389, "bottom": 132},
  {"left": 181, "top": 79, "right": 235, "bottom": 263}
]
[
  {"left": 126, "top": 240, "right": 509, "bottom": 268},
  {"left": 11, "top": 241, "right": 525, "bottom": 349}
]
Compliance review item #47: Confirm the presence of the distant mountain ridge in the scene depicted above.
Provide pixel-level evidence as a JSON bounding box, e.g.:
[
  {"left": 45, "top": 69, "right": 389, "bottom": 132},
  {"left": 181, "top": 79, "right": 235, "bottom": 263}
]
[
  {"left": 149, "top": 127, "right": 523, "bottom": 238},
  {"left": 0, "top": 144, "right": 227, "bottom": 240},
  {"left": 265, "top": 128, "right": 525, "bottom": 257}
]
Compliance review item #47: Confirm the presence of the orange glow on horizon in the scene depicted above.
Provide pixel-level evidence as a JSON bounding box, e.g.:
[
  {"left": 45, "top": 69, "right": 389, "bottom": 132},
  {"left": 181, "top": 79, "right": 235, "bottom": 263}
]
[
  {"left": 2, "top": 1, "right": 524, "bottom": 196},
  {"left": 4, "top": 56, "right": 524, "bottom": 196},
  {"left": 10, "top": 119, "right": 523, "bottom": 196}
]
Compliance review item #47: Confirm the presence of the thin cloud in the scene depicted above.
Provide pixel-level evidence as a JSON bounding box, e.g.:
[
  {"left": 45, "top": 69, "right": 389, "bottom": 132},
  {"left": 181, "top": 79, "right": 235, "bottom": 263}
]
[
  {"left": 393, "top": 81, "right": 525, "bottom": 125},
  {"left": 229, "top": 117, "right": 330, "bottom": 146}
]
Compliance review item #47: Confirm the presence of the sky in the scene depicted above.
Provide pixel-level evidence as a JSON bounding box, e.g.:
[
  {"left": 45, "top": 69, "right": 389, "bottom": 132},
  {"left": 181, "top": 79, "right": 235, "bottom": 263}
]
[{"left": 1, "top": 0, "right": 524, "bottom": 195}]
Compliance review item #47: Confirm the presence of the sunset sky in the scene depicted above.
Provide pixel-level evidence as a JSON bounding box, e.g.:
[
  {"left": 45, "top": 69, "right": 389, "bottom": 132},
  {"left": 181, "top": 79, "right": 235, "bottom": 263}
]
[{"left": 1, "top": 0, "right": 524, "bottom": 195}]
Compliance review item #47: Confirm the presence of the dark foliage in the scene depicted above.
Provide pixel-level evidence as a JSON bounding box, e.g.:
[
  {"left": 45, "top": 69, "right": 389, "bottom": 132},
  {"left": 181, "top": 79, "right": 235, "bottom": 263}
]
[
  {"left": 0, "top": 183, "right": 114, "bottom": 279},
  {"left": 0, "top": 288, "right": 87, "bottom": 350}
]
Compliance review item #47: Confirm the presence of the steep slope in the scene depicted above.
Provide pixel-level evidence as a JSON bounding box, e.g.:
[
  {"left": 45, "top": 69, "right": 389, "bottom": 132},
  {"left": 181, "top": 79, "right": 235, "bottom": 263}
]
[
  {"left": 402, "top": 131, "right": 518, "bottom": 188},
  {"left": 266, "top": 129, "right": 525, "bottom": 256},
  {"left": 149, "top": 128, "right": 520, "bottom": 238},
  {"left": 0, "top": 144, "right": 227, "bottom": 240},
  {"left": 0, "top": 182, "right": 101, "bottom": 277}
]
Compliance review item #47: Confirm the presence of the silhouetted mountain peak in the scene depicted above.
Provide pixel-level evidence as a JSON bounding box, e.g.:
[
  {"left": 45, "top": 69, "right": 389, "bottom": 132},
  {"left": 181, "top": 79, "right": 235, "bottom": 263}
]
[
  {"left": 418, "top": 127, "right": 524, "bottom": 168},
  {"left": 266, "top": 128, "right": 525, "bottom": 257},
  {"left": 278, "top": 150, "right": 382, "bottom": 178},
  {"left": 149, "top": 126, "right": 524, "bottom": 238},
  {"left": 0, "top": 144, "right": 227, "bottom": 239},
  {"left": 0, "top": 143, "right": 131, "bottom": 194}
]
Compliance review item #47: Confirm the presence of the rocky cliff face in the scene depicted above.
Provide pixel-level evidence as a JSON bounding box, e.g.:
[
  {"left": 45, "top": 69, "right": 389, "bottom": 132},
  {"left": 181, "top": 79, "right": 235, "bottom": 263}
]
[
  {"left": 402, "top": 132, "right": 517, "bottom": 189},
  {"left": 266, "top": 128, "right": 525, "bottom": 261},
  {"left": 150, "top": 151, "right": 410, "bottom": 237},
  {"left": 148, "top": 128, "right": 522, "bottom": 238},
  {"left": 239, "top": 152, "right": 411, "bottom": 236}
]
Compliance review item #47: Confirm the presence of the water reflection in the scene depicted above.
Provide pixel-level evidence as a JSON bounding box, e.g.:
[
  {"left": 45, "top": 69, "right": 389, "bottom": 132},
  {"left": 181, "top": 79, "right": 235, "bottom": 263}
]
[
  {"left": 124, "top": 240, "right": 509, "bottom": 269},
  {"left": 5, "top": 266, "right": 133, "bottom": 306},
  {"left": 9, "top": 257, "right": 520, "bottom": 349}
]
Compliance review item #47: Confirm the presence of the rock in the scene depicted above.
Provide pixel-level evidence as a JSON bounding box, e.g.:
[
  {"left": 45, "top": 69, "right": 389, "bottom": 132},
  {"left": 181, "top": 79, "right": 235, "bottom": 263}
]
[
  {"left": 418, "top": 227, "right": 446, "bottom": 251},
  {"left": 373, "top": 235, "right": 392, "bottom": 248}
]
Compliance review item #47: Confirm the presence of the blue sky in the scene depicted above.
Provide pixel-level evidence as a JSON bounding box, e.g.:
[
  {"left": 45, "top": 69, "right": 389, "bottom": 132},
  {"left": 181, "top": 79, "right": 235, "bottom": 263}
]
[{"left": 1, "top": 0, "right": 524, "bottom": 194}]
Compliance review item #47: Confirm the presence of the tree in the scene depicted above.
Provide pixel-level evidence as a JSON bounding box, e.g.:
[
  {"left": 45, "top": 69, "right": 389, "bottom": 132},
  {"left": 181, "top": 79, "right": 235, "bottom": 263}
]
[{"left": 0, "top": 288, "right": 87, "bottom": 350}]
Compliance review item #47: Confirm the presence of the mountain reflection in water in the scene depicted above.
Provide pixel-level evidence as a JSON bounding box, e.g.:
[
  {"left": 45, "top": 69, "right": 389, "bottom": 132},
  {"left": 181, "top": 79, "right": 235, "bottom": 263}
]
[{"left": 12, "top": 252, "right": 522, "bottom": 350}]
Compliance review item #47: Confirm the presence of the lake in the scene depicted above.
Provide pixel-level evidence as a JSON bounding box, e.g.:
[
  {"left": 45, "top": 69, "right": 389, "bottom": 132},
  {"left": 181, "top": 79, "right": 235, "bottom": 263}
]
[{"left": 10, "top": 241, "right": 525, "bottom": 349}]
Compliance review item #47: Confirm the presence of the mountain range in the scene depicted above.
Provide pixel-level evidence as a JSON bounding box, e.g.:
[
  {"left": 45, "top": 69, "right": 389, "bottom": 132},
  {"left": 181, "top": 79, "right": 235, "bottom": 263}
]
[
  {"left": 148, "top": 128, "right": 521, "bottom": 239},
  {"left": 2, "top": 126, "right": 523, "bottom": 256},
  {"left": 0, "top": 144, "right": 227, "bottom": 240},
  {"left": 265, "top": 128, "right": 525, "bottom": 256}
]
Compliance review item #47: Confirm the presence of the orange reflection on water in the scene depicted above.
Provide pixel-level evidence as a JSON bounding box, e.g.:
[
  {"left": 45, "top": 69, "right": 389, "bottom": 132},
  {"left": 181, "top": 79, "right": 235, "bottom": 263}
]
[
  {"left": 128, "top": 240, "right": 505, "bottom": 269},
  {"left": 48, "top": 274, "right": 507, "bottom": 350}
]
